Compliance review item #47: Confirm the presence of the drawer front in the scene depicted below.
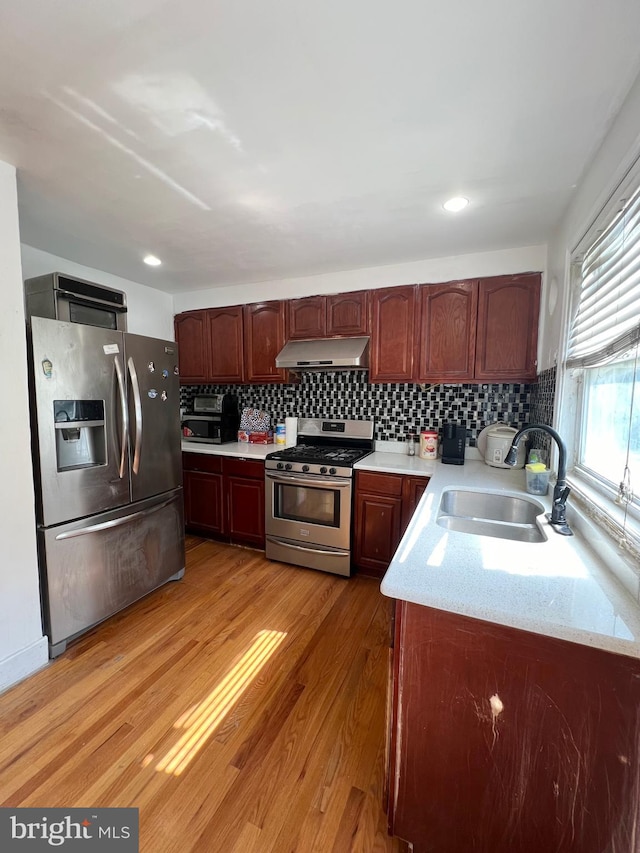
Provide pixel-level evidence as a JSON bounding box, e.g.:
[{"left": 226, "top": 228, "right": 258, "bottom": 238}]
[
  {"left": 356, "top": 470, "right": 403, "bottom": 497},
  {"left": 182, "top": 452, "right": 223, "bottom": 474},
  {"left": 223, "top": 457, "right": 265, "bottom": 479}
]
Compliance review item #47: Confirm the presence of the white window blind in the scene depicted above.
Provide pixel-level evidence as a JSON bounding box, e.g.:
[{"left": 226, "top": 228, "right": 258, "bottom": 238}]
[{"left": 567, "top": 184, "right": 640, "bottom": 368}]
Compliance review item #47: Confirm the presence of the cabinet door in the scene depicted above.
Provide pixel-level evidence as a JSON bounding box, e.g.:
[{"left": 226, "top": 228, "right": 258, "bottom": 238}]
[
  {"left": 401, "top": 476, "right": 429, "bottom": 532},
  {"left": 475, "top": 274, "right": 541, "bottom": 381},
  {"left": 353, "top": 492, "right": 403, "bottom": 575},
  {"left": 389, "top": 602, "right": 640, "bottom": 853},
  {"left": 353, "top": 471, "right": 403, "bottom": 576},
  {"left": 207, "top": 306, "right": 245, "bottom": 383},
  {"left": 288, "top": 296, "right": 326, "bottom": 340},
  {"left": 183, "top": 470, "right": 225, "bottom": 535},
  {"left": 243, "top": 301, "right": 287, "bottom": 383},
  {"left": 226, "top": 475, "right": 265, "bottom": 547},
  {"left": 369, "top": 286, "right": 419, "bottom": 382},
  {"left": 174, "top": 311, "right": 209, "bottom": 384},
  {"left": 417, "top": 281, "right": 477, "bottom": 382},
  {"left": 326, "top": 291, "right": 370, "bottom": 336}
]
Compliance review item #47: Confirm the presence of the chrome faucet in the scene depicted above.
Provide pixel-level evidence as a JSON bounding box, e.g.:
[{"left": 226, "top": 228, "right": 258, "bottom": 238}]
[{"left": 505, "top": 424, "right": 573, "bottom": 536}]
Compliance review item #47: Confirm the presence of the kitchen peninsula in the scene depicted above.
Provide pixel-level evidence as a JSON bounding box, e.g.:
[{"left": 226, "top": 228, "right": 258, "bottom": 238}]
[{"left": 376, "top": 457, "right": 640, "bottom": 853}]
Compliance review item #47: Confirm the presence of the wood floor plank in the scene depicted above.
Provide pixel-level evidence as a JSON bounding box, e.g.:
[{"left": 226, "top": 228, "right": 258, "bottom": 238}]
[{"left": 0, "top": 538, "right": 404, "bottom": 852}]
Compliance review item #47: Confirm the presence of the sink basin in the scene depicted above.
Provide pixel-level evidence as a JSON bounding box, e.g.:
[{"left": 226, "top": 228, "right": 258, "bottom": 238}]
[{"left": 436, "top": 489, "right": 547, "bottom": 543}]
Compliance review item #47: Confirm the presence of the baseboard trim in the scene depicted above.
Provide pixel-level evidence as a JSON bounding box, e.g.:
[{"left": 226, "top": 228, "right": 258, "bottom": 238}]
[{"left": 0, "top": 636, "right": 49, "bottom": 694}]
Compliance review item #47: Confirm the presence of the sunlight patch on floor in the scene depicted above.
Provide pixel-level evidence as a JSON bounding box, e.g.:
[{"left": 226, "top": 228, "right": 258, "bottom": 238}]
[{"left": 154, "top": 629, "right": 287, "bottom": 776}]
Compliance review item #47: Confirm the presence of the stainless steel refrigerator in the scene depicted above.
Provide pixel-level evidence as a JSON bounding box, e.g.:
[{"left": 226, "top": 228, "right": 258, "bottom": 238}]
[{"left": 28, "top": 316, "right": 185, "bottom": 657}]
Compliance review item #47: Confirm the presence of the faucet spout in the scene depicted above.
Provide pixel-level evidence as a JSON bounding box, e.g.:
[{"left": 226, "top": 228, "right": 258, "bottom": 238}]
[{"left": 505, "top": 423, "right": 573, "bottom": 536}]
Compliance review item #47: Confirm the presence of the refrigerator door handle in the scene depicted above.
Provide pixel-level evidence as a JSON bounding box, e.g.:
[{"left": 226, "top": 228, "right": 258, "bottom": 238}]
[
  {"left": 114, "top": 355, "right": 128, "bottom": 479},
  {"left": 55, "top": 496, "right": 176, "bottom": 540},
  {"left": 127, "top": 356, "right": 143, "bottom": 475}
]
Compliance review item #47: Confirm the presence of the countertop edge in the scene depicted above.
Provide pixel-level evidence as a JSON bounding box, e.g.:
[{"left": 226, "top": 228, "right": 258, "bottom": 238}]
[
  {"left": 379, "top": 459, "right": 640, "bottom": 661},
  {"left": 181, "top": 440, "right": 272, "bottom": 459}
]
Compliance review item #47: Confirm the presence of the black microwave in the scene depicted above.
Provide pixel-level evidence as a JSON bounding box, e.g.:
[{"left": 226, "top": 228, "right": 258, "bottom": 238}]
[
  {"left": 24, "top": 272, "right": 128, "bottom": 331},
  {"left": 181, "top": 414, "right": 239, "bottom": 444}
]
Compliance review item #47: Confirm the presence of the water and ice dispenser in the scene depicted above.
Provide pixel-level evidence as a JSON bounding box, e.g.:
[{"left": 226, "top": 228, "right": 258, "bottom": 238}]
[{"left": 54, "top": 399, "right": 106, "bottom": 471}]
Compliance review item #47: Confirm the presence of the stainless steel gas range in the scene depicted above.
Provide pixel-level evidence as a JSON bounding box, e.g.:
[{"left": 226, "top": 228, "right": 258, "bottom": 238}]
[{"left": 265, "top": 418, "right": 374, "bottom": 577}]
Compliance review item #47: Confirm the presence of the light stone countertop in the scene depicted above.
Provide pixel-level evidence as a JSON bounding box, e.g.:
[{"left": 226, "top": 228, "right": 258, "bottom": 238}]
[
  {"left": 357, "top": 454, "right": 640, "bottom": 659},
  {"left": 181, "top": 440, "right": 274, "bottom": 460}
]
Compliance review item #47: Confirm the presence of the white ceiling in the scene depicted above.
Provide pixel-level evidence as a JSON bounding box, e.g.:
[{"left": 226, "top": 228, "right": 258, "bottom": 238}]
[{"left": 2, "top": 0, "right": 640, "bottom": 294}]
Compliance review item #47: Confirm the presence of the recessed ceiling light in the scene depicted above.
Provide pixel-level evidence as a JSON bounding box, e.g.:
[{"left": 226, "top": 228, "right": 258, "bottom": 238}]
[
  {"left": 143, "top": 254, "right": 162, "bottom": 266},
  {"left": 443, "top": 196, "right": 469, "bottom": 213}
]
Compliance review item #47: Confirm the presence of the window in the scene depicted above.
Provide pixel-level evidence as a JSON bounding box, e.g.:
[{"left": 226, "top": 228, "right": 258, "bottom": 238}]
[
  {"left": 564, "top": 179, "right": 640, "bottom": 550},
  {"left": 579, "top": 358, "right": 639, "bottom": 492}
]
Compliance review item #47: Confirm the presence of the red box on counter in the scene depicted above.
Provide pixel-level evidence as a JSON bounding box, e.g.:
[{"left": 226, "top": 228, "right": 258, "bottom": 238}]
[
  {"left": 248, "top": 431, "right": 274, "bottom": 444},
  {"left": 238, "top": 430, "right": 274, "bottom": 444}
]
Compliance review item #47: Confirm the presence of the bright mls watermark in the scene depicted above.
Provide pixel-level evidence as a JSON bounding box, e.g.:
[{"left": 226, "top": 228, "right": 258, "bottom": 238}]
[{"left": 0, "top": 808, "right": 138, "bottom": 850}]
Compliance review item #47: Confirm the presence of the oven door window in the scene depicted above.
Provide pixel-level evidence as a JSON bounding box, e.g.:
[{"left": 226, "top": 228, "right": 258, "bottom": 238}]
[
  {"left": 274, "top": 481, "right": 340, "bottom": 527},
  {"left": 69, "top": 300, "right": 119, "bottom": 330}
]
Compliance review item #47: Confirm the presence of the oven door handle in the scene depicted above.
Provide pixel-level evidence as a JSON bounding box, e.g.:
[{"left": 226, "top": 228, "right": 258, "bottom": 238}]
[
  {"left": 265, "top": 472, "right": 351, "bottom": 488},
  {"left": 266, "top": 537, "right": 350, "bottom": 557}
]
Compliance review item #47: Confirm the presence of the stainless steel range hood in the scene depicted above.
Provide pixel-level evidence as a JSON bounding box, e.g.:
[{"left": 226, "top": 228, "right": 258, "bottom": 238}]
[{"left": 275, "top": 336, "right": 369, "bottom": 370}]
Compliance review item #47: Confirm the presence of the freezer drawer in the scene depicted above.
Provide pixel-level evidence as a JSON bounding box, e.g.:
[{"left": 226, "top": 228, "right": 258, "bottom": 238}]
[{"left": 39, "top": 488, "right": 185, "bottom": 657}]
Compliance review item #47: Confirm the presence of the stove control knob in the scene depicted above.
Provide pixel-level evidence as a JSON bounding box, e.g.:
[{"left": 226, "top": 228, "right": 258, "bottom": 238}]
[
  {"left": 302, "top": 464, "right": 309, "bottom": 473},
  {"left": 277, "top": 462, "right": 284, "bottom": 470},
  {"left": 319, "top": 466, "right": 327, "bottom": 474},
  {"left": 285, "top": 463, "right": 293, "bottom": 471},
  {"left": 329, "top": 467, "right": 337, "bottom": 475}
]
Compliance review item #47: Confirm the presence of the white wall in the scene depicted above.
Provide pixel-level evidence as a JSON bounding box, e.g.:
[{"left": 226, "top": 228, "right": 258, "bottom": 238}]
[
  {"left": 172, "top": 244, "right": 547, "bottom": 313},
  {"left": 0, "top": 161, "right": 48, "bottom": 691},
  {"left": 21, "top": 245, "right": 175, "bottom": 341},
  {"left": 541, "top": 70, "right": 640, "bottom": 372}
]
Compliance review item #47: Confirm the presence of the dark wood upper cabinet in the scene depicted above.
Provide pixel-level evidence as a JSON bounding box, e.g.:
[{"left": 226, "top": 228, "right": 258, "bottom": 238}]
[
  {"left": 288, "top": 291, "right": 369, "bottom": 340},
  {"left": 326, "top": 290, "right": 369, "bottom": 336},
  {"left": 475, "top": 273, "right": 541, "bottom": 381},
  {"left": 243, "top": 301, "right": 287, "bottom": 383},
  {"left": 174, "top": 311, "right": 210, "bottom": 384},
  {"left": 417, "top": 281, "right": 478, "bottom": 383},
  {"left": 287, "top": 296, "right": 326, "bottom": 339},
  {"left": 176, "top": 274, "right": 540, "bottom": 386},
  {"left": 207, "top": 305, "right": 245, "bottom": 383},
  {"left": 369, "top": 286, "right": 419, "bottom": 383}
]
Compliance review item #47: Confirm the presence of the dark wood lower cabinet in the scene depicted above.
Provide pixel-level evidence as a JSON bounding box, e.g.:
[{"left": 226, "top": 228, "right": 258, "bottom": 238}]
[
  {"left": 353, "top": 470, "right": 430, "bottom": 578},
  {"left": 387, "top": 601, "right": 640, "bottom": 853},
  {"left": 182, "top": 453, "right": 225, "bottom": 536},
  {"left": 183, "top": 469, "right": 225, "bottom": 535},
  {"left": 182, "top": 453, "right": 265, "bottom": 548},
  {"left": 224, "top": 457, "right": 265, "bottom": 548}
]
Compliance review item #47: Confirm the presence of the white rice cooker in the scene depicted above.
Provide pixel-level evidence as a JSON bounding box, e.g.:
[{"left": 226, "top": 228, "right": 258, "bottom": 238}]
[{"left": 481, "top": 424, "right": 528, "bottom": 469}]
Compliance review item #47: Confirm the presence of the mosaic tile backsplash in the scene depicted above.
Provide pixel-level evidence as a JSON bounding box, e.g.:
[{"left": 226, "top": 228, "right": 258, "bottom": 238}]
[
  {"left": 181, "top": 368, "right": 557, "bottom": 446},
  {"left": 526, "top": 365, "right": 557, "bottom": 457}
]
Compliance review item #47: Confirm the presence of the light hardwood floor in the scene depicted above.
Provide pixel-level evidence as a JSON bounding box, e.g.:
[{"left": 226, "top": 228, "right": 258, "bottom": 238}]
[{"left": 0, "top": 537, "right": 406, "bottom": 852}]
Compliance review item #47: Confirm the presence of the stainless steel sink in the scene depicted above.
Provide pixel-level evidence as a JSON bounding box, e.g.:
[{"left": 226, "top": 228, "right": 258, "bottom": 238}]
[{"left": 436, "top": 489, "right": 547, "bottom": 543}]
